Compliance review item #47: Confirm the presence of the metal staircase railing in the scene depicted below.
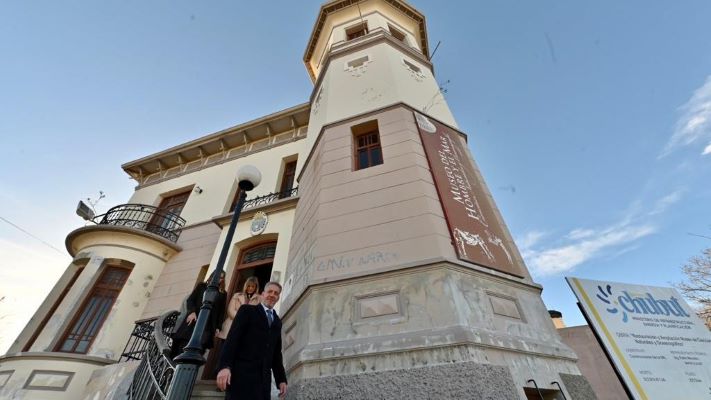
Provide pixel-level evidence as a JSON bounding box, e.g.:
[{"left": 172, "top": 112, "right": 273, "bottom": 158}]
[{"left": 128, "top": 310, "right": 180, "bottom": 400}]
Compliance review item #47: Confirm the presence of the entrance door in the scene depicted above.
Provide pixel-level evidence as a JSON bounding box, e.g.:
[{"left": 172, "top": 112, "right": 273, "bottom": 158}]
[
  {"left": 228, "top": 242, "right": 277, "bottom": 295},
  {"left": 202, "top": 241, "right": 276, "bottom": 379}
]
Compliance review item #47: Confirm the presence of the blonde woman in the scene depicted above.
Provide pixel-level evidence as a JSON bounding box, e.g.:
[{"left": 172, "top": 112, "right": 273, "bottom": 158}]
[{"left": 218, "top": 276, "right": 261, "bottom": 339}]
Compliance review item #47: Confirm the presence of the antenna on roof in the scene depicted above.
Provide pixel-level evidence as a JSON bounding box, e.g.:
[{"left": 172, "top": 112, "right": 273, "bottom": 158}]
[
  {"left": 356, "top": 1, "right": 366, "bottom": 31},
  {"left": 77, "top": 191, "right": 105, "bottom": 222},
  {"left": 430, "top": 40, "right": 442, "bottom": 61}
]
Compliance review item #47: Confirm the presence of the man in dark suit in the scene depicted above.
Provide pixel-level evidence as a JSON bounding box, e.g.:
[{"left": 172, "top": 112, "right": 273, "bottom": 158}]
[{"left": 216, "top": 281, "right": 287, "bottom": 399}]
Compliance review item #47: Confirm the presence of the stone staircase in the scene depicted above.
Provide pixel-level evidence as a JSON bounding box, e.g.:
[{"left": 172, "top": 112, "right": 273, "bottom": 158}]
[
  {"left": 190, "top": 380, "right": 223, "bottom": 399},
  {"left": 190, "top": 379, "right": 282, "bottom": 399}
]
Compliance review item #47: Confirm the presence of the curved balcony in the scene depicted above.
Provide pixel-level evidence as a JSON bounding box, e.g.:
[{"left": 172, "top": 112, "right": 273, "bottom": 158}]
[{"left": 99, "top": 204, "right": 186, "bottom": 243}]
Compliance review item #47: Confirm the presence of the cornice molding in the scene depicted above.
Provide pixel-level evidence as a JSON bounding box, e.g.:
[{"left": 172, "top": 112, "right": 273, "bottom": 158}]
[
  {"left": 0, "top": 351, "right": 117, "bottom": 366},
  {"left": 122, "top": 103, "right": 310, "bottom": 185}
]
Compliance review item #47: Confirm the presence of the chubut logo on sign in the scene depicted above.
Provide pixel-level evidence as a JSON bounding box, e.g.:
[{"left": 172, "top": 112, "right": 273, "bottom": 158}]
[{"left": 596, "top": 284, "right": 690, "bottom": 323}]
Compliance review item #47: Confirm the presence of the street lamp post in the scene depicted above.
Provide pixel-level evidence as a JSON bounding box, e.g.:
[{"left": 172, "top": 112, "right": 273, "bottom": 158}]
[{"left": 167, "top": 165, "right": 261, "bottom": 400}]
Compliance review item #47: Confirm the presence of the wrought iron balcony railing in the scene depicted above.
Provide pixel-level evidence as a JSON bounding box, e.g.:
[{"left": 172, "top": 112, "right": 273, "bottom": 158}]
[
  {"left": 99, "top": 204, "right": 186, "bottom": 243},
  {"left": 243, "top": 187, "right": 298, "bottom": 210}
]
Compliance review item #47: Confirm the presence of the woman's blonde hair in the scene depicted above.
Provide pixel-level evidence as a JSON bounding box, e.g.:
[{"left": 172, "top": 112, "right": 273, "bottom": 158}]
[{"left": 242, "top": 276, "right": 260, "bottom": 299}]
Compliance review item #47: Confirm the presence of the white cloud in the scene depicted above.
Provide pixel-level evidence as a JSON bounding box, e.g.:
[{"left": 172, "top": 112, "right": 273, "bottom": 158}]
[
  {"left": 703, "top": 143, "right": 711, "bottom": 156},
  {"left": 517, "top": 230, "right": 547, "bottom": 249},
  {"left": 648, "top": 189, "right": 684, "bottom": 216},
  {"left": 566, "top": 228, "right": 596, "bottom": 240},
  {"left": 526, "top": 224, "right": 656, "bottom": 276},
  {"left": 660, "top": 75, "right": 711, "bottom": 158},
  {"left": 519, "top": 189, "right": 685, "bottom": 277}
]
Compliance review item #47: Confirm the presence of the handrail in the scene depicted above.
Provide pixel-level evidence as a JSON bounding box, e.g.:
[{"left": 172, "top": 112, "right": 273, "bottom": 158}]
[
  {"left": 243, "top": 187, "right": 298, "bottom": 210},
  {"left": 155, "top": 311, "right": 180, "bottom": 358},
  {"left": 120, "top": 316, "right": 159, "bottom": 362},
  {"left": 551, "top": 381, "right": 568, "bottom": 400},
  {"left": 526, "top": 379, "right": 545, "bottom": 400},
  {"left": 99, "top": 204, "right": 186, "bottom": 243},
  {"left": 128, "top": 310, "right": 180, "bottom": 400}
]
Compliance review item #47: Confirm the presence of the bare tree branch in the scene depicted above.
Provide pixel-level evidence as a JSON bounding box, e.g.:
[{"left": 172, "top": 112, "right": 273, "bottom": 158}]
[{"left": 675, "top": 248, "right": 711, "bottom": 326}]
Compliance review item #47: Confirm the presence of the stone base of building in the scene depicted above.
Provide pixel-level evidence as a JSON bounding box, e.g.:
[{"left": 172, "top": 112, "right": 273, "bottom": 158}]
[
  {"left": 285, "top": 361, "right": 521, "bottom": 400},
  {"left": 559, "top": 373, "right": 598, "bottom": 400}
]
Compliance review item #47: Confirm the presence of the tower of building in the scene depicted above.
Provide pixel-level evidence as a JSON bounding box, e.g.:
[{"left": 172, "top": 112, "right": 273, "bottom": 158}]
[{"left": 279, "top": 1, "right": 593, "bottom": 399}]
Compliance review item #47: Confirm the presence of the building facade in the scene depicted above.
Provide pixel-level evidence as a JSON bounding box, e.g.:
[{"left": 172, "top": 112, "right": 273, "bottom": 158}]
[{"left": 0, "top": 1, "right": 595, "bottom": 399}]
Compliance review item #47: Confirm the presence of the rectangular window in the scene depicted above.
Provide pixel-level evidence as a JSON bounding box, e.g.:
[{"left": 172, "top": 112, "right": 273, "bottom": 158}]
[
  {"left": 157, "top": 191, "right": 190, "bottom": 216},
  {"left": 56, "top": 266, "right": 130, "bottom": 354},
  {"left": 346, "top": 22, "right": 368, "bottom": 41},
  {"left": 388, "top": 24, "right": 406, "bottom": 43},
  {"left": 150, "top": 190, "right": 190, "bottom": 232},
  {"left": 352, "top": 120, "right": 383, "bottom": 170},
  {"left": 279, "top": 160, "right": 297, "bottom": 198}
]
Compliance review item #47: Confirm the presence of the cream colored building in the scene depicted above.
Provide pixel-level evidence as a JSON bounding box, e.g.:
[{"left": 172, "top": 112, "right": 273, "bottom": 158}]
[{"left": 0, "top": 1, "right": 596, "bottom": 399}]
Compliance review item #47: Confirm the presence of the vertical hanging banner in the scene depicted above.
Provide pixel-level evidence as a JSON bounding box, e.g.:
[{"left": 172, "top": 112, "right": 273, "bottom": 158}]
[
  {"left": 567, "top": 277, "right": 711, "bottom": 400},
  {"left": 414, "top": 111, "right": 523, "bottom": 277}
]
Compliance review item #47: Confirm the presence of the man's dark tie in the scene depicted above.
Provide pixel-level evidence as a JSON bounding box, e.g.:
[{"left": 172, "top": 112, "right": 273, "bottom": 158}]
[{"left": 266, "top": 309, "right": 274, "bottom": 326}]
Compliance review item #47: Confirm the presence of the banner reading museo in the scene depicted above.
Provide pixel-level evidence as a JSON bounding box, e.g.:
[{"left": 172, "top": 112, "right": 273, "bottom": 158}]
[{"left": 567, "top": 277, "right": 711, "bottom": 400}]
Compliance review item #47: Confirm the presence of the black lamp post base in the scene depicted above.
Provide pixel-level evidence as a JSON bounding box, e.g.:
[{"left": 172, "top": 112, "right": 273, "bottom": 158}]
[{"left": 166, "top": 364, "right": 200, "bottom": 400}]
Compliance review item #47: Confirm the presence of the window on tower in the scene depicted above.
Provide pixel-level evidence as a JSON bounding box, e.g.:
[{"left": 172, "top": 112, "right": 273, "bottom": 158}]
[
  {"left": 352, "top": 120, "right": 383, "bottom": 170},
  {"left": 345, "top": 22, "right": 368, "bottom": 41},
  {"left": 388, "top": 24, "right": 407, "bottom": 43}
]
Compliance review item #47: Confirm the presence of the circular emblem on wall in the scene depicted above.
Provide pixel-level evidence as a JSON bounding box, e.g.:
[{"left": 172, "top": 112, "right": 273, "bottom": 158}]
[
  {"left": 415, "top": 112, "right": 437, "bottom": 133},
  {"left": 250, "top": 211, "right": 268, "bottom": 236}
]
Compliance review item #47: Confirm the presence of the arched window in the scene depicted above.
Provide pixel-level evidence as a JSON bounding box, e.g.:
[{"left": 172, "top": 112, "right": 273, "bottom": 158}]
[
  {"left": 55, "top": 265, "right": 130, "bottom": 354},
  {"left": 228, "top": 241, "right": 277, "bottom": 295}
]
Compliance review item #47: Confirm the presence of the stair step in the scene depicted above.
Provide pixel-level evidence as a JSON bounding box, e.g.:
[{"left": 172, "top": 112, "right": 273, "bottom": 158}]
[
  {"left": 190, "top": 380, "right": 222, "bottom": 399},
  {"left": 190, "top": 390, "right": 224, "bottom": 398}
]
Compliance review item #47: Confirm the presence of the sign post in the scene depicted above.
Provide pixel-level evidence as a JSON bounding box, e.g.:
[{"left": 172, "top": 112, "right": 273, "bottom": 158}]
[{"left": 567, "top": 277, "right": 711, "bottom": 400}]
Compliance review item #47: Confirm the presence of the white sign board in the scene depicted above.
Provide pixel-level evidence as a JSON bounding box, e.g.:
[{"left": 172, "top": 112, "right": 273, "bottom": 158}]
[{"left": 567, "top": 277, "right": 711, "bottom": 400}]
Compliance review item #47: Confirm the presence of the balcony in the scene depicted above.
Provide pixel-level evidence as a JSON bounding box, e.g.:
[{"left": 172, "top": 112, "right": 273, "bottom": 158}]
[
  {"left": 212, "top": 187, "right": 299, "bottom": 228},
  {"left": 98, "top": 204, "right": 186, "bottom": 243},
  {"left": 243, "top": 187, "right": 299, "bottom": 210}
]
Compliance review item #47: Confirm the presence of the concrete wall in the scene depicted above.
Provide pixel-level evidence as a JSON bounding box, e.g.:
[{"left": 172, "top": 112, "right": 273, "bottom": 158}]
[
  {"left": 558, "top": 325, "right": 628, "bottom": 400},
  {"left": 140, "top": 222, "right": 222, "bottom": 319},
  {"left": 281, "top": 261, "right": 589, "bottom": 399},
  {"left": 284, "top": 107, "right": 457, "bottom": 309},
  {"left": 0, "top": 353, "right": 112, "bottom": 400}
]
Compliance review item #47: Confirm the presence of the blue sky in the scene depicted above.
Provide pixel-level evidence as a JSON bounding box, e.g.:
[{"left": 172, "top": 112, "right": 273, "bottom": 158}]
[{"left": 1, "top": 1, "right": 710, "bottom": 353}]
